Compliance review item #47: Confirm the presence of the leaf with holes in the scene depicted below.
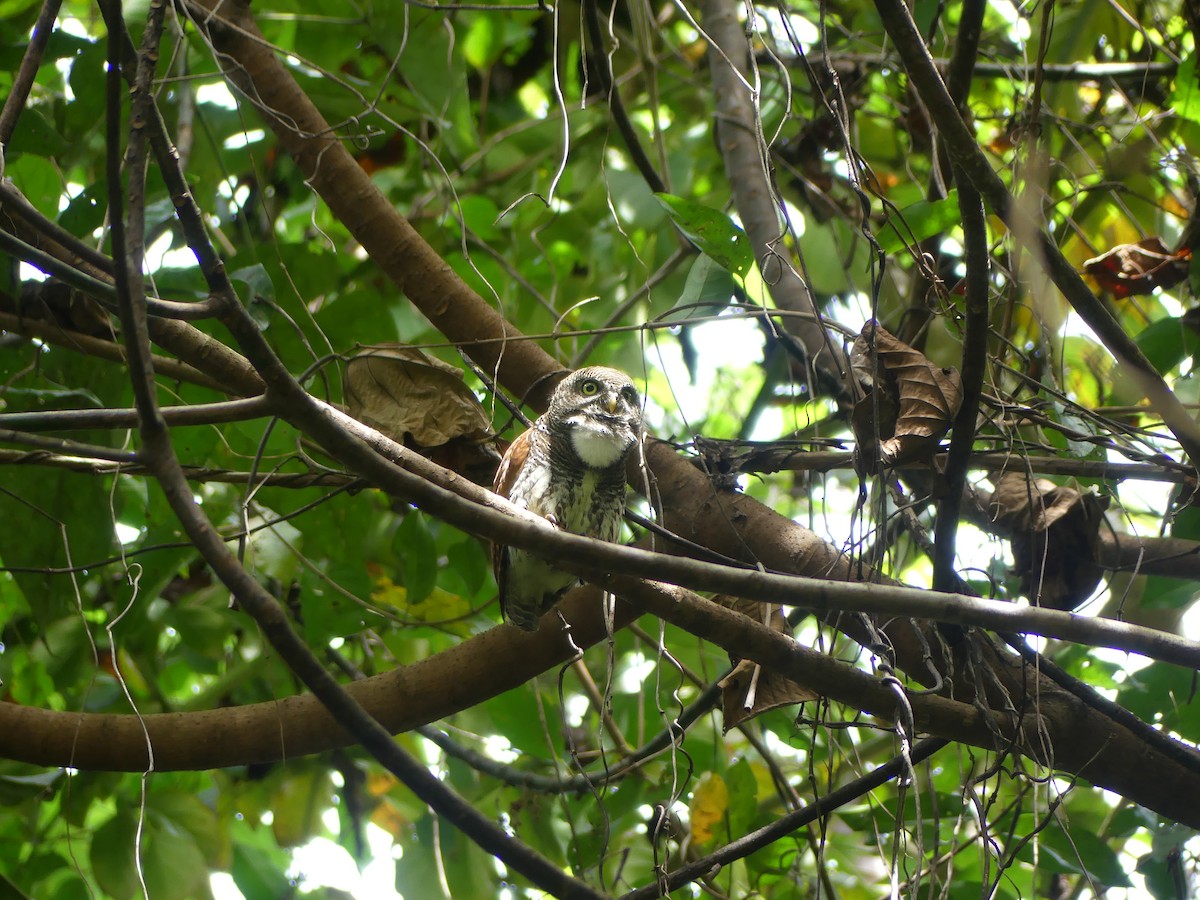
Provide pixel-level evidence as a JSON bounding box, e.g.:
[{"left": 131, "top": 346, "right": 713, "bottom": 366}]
[
  {"left": 987, "top": 470, "right": 1109, "bottom": 610},
  {"left": 346, "top": 345, "right": 501, "bottom": 483},
  {"left": 656, "top": 194, "right": 754, "bottom": 277},
  {"left": 850, "top": 321, "right": 962, "bottom": 467}
]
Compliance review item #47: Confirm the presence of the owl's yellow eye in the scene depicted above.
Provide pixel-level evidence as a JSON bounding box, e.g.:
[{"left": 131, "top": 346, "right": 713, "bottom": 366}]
[{"left": 581, "top": 380, "right": 600, "bottom": 395}]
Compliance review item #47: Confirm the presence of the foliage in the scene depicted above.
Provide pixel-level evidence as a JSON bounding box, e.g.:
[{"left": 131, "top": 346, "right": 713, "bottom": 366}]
[{"left": 1, "top": 1, "right": 1199, "bottom": 898}]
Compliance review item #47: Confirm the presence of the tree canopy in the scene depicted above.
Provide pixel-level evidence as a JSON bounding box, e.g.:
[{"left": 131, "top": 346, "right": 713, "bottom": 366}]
[{"left": 2, "top": 0, "right": 1200, "bottom": 897}]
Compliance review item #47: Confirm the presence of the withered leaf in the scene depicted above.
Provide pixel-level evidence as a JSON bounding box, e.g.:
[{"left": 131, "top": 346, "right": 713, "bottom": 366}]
[
  {"left": 849, "top": 386, "right": 899, "bottom": 474},
  {"left": 1083, "top": 236, "right": 1190, "bottom": 299},
  {"left": 345, "top": 346, "right": 501, "bottom": 482},
  {"left": 714, "top": 596, "right": 819, "bottom": 731},
  {"left": 851, "top": 321, "right": 963, "bottom": 468},
  {"left": 987, "top": 471, "right": 1110, "bottom": 610}
]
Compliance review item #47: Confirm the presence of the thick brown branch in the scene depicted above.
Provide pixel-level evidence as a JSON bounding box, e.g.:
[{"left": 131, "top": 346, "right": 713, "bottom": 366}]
[{"left": 7, "top": 571, "right": 1200, "bottom": 824}]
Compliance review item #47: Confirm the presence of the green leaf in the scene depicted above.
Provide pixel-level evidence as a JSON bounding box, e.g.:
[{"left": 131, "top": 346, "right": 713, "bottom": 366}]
[
  {"left": 1117, "top": 661, "right": 1200, "bottom": 744},
  {"left": 90, "top": 811, "right": 141, "bottom": 900},
  {"left": 5, "top": 154, "right": 61, "bottom": 219},
  {"left": 0, "top": 871, "right": 33, "bottom": 900},
  {"left": 395, "top": 511, "right": 438, "bottom": 605},
  {"left": 1135, "top": 317, "right": 1200, "bottom": 375},
  {"left": 63, "top": 41, "right": 107, "bottom": 140},
  {"left": 877, "top": 190, "right": 961, "bottom": 255},
  {"left": 5, "top": 107, "right": 69, "bottom": 158},
  {"left": 142, "top": 812, "right": 210, "bottom": 900},
  {"left": 462, "top": 15, "right": 502, "bottom": 70},
  {"left": 666, "top": 253, "right": 737, "bottom": 321},
  {"left": 1039, "top": 823, "right": 1132, "bottom": 887},
  {"left": 58, "top": 183, "right": 107, "bottom": 237},
  {"left": 1171, "top": 53, "right": 1200, "bottom": 126},
  {"left": 444, "top": 538, "right": 489, "bottom": 598},
  {"left": 1048, "top": 400, "right": 1106, "bottom": 460},
  {"left": 0, "top": 466, "right": 116, "bottom": 619},
  {"left": 725, "top": 757, "right": 758, "bottom": 836},
  {"left": 656, "top": 194, "right": 753, "bottom": 277},
  {"left": 230, "top": 264, "right": 276, "bottom": 328},
  {"left": 149, "top": 789, "right": 222, "bottom": 864},
  {"left": 244, "top": 513, "right": 302, "bottom": 585},
  {"left": 798, "top": 217, "right": 854, "bottom": 294},
  {"left": 270, "top": 768, "right": 333, "bottom": 848},
  {"left": 0, "top": 766, "right": 62, "bottom": 805},
  {"left": 394, "top": 816, "right": 449, "bottom": 899},
  {"left": 231, "top": 829, "right": 293, "bottom": 900}
]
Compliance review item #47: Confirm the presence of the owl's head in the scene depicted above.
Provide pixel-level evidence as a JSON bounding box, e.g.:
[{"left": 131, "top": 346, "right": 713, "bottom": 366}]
[{"left": 548, "top": 366, "right": 643, "bottom": 468}]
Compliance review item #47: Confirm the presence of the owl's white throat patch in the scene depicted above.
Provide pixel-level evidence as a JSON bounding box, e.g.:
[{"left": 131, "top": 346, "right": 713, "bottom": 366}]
[{"left": 568, "top": 418, "right": 632, "bottom": 468}]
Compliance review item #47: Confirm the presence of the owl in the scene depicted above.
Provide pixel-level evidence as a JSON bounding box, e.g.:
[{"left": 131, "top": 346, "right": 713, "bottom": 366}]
[{"left": 492, "top": 367, "right": 643, "bottom": 630}]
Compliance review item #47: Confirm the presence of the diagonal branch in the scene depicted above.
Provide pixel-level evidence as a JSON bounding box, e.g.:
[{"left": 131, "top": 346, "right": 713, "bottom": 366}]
[
  {"left": 96, "top": 4, "right": 600, "bottom": 896},
  {"left": 0, "top": 0, "right": 63, "bottom": 146}
]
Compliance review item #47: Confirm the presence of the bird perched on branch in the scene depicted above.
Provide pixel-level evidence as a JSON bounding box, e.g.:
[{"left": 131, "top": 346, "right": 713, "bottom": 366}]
[{"left": 492, "top": 366, "right": 643, "bottom": 630}]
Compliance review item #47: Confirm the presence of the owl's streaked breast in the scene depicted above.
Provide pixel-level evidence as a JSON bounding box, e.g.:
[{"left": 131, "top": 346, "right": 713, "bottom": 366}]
[
  {"left": 509, "top": 452, "right": 620, "bottom": 537},
  {"left": 506, "top": 448, "right": 554, "bottom": 516}
]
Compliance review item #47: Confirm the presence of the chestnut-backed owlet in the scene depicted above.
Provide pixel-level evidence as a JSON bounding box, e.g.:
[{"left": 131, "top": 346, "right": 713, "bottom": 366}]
[{"left": 492, "top": 366, "right": 643, "bottom": 630}]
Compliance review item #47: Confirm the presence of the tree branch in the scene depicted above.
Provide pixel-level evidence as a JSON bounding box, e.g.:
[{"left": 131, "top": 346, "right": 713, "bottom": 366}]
[
  {"left": 0, "top": 309, "right": 232, "bottom": 394},
  {"left": 0, "top": 0, "right": 63, "bottom": 146},
  {"left": 68, "top": 0, "right": 1187, "bottom": 829},
  {"left": 700, "top": 0, "right": 847, "bottom": 393},
  {"left": 97, "top": 5, "right": 602, "bottom": 896},
  {"left": 933, "top": 177, "right": 988, "bottom": 592}
]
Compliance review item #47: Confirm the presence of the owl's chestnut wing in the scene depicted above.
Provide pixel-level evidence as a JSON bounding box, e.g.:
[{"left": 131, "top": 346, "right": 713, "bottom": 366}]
[
  {"left": 493, "top": 427, "right": 533, "bottom": 500},
  {"left": 491, "top": 427, "right": 534, "bottom": 616}
]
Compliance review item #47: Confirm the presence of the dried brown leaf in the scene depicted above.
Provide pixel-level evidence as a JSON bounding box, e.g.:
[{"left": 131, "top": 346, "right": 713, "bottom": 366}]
[
  {"left": 851, "top": 321, "right": 962, "bottom": 467},
  {"left": 849, "top": 386, "right": 898, "bottom": 474},
  {"left": 346, "top": 346, "right": 492, "bottom": 446},
  {"left": 713, "top": 596, "right": 819, "bottom": 731},
  {"left": 345, "top": 346, "right": 501, "bottom": 482},
  {"left": 987, "top": 471, "right": 1110, "bottom": 610},
  {"left": 1083, "top": 236, "right": 1190, "bottom": 299}
]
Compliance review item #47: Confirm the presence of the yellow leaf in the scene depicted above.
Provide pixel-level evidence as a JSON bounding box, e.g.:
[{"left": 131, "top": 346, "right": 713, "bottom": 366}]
[
  {"left": 270, "top": 769, "right": 332, "bottom": 848},
  {"left": 370, "top": 575, "right": 408, "bottom": 609},
  {"left": 689, "top": 772, "right": 728, "bottom": 845}
]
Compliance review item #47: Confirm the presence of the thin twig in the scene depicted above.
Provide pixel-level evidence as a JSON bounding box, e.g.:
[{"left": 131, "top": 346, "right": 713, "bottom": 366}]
[
  {"left": 0, "top": 226, "right": 222, "bottom": 320},
  {"left": 0, "top": 310, "right": 234, "bottom": 393},
  {"left": 0, "top": 0, "right": 64, "bottom": 147},
  {"left": 0, "top": 396, "right": 273, "bottom": 431},
  {"left": 619, "top": 738, "right": 949, "bottom": 899}
]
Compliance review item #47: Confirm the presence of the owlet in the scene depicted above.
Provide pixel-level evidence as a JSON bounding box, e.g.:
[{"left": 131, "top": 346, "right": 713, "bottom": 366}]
[{"left": 492, "top": 367, "right": 643, "bottom": 630}]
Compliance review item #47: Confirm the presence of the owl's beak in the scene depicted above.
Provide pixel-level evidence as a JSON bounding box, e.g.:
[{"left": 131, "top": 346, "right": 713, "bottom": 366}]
[{"left": 604, "top": 394, "right": 618, "bottom": 414}]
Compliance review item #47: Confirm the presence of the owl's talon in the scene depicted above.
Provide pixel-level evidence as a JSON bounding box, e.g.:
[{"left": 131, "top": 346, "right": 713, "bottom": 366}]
[{"left": 545, "top": 513, "right": 560, "bottom": 529}]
